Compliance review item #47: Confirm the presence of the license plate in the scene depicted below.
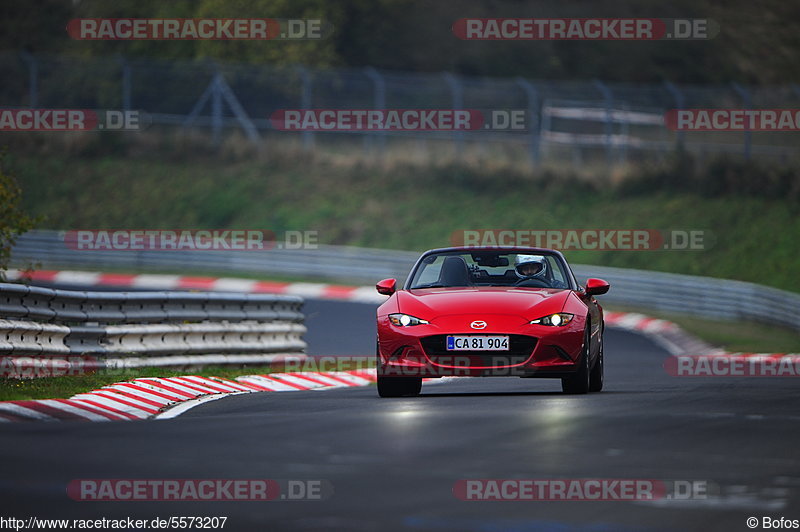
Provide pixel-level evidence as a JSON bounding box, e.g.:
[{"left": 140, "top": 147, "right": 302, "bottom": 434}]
[{"left": 446, "top": 335, "right": 509, "bottom": 351}]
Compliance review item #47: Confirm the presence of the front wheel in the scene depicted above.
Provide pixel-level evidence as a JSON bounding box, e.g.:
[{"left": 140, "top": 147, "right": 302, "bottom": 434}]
[
  {"left": 561, "top": 327, "right": 591, "bottom": 394},
  {"left": 589, "top": 328, "right": 604, "bottom": 392},
  {"left": 377, "top": 375, "right": 422, "bottom": 397}
]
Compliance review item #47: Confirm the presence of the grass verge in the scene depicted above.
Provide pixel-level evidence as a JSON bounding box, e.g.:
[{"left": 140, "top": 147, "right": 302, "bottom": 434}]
[
  {"left": 606, "top": 304, "right": 800, "bottom": 353},
  {"left": 10, "top": 147, "right": 800, "bottom": 293}
]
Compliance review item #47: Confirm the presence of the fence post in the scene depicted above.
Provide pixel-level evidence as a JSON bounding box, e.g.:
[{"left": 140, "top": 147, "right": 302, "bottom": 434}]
[
  {"left": 20, "top": 52, "right": 38, "bottom": 108},
  {"left": 296, "top": 66, "right": 314, "bottom": 151},
  {"left": 364, "top": 67, "right": 386, "bottom": 159},
  {"left": 619, "top": 103, "right": 629, "bottom": 165},
  {"left": 664, "top": 81, "right": 685, "bottom": 150},
  {"left": 211, "top": 73, "right": 223, "bottom": 147},
  {"left": 541, "top": 99, "right": 552, "bottom": 157},
  {"left": 182, "top": 69, "right": 259, "bottom": 146},
  {"left": 118, "top": 55, "right": 131, "bottom": 111},
  {"left": 593, "top": 79, "right": 614, "bottom": 168},
  {"left": 731, "top": 82, "right": 752, "bottom": 161},
  {"left": 515, "top": 78, "right": 540, "bottom": 169},
  {"left": 443, "top": 72, "right": 464, "bottom": 160}
]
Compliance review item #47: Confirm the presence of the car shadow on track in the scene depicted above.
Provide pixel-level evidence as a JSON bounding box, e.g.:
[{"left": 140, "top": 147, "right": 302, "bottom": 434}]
[{"left": 415, "top": 390, "right": 635, "bottom": 398}]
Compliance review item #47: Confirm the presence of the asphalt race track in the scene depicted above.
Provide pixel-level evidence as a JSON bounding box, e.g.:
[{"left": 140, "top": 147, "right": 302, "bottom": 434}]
[
  {"left": 303, "top": 299, "right": 378, "bottom": 356},
  {"left": 1, "top": 299, "right": 798, "bottom": 531}
]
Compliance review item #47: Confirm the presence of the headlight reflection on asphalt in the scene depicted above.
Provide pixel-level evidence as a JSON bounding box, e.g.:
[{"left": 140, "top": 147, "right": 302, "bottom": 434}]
[
  {"left": 529, "top": 399, "right": 585, "bottom": 444},
  {"left": 383, "top": 402, "right": 429, "bottom": 431},
  {"left": 388, "top": 403, "right": 425, "bottom": 420}
]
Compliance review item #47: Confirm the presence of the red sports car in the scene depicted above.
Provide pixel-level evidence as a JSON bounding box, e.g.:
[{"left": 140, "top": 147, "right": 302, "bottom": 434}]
[{"left": 375, "top": 247, "right": 609, "bottom": 397}]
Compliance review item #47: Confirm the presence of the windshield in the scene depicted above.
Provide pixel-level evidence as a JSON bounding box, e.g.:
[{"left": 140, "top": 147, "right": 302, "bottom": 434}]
[{"left": 408, "top": 250, "right": 572, "bottom": 290}]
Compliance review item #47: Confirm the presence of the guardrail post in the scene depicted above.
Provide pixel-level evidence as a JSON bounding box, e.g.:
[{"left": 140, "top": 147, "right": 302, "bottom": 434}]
[
  {"left": 593, "top": 79, "right": 615, "bottom": 169},
  {"left": 364, "top": 67, "right": 386, "bottom": 159},
  {"left": 296, "top": 66, "right": 314, "bottom": 151},
  {"left": 443, "top": 72, "right": 465, "bottom": 160},
  {"left": 732, "top": 82, "right": 752, "bottom": 161},
  {"left": 664, "top": 81, "right": 685, "bottom": 151},
  {"left": 20, "top": 51, "right": 38, "bottom": 108},
  {"left": 515, "top": 77, "right": 540, "bottom": 169}
]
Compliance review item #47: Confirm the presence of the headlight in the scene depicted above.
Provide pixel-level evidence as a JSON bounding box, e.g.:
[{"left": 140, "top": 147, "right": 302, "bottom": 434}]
[
  {"left": 389, "top": 313, "right": 429, "bottom": 327},
  {"left": 530, "top": 313, "right": 574, "bottom": 326}
]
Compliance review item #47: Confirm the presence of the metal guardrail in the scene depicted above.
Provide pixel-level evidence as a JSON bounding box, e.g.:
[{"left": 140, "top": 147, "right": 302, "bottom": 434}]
[
  {"left": 570, "top": 264, "right": 800, "bottom": 332},
  {"left": 9, "top": 230, "right": 800, "bottom": 332},
  {"left": 0, "top": 280, "right": 307, "bottom": 375},
  {"left": 0, "top": 282, "right": 304, "bottom": 324},
  {"left": 11, "top": 230, "right": 419, "bottom": 283}
]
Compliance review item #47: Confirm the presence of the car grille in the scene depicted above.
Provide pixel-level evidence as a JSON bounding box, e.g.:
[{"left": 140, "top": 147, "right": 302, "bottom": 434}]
[{"left": 419, "top": 334, "right": 537, "bottom": 367}]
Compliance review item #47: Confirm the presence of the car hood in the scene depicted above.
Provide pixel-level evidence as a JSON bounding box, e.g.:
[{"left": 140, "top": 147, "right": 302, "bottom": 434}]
[{"left": 397, "top": 287, "right": 570, "bottom": 320}]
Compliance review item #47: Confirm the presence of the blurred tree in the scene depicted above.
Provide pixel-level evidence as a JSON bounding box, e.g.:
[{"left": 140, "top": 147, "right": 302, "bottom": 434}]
[
  {"left": 0, "top": 0, "right": 798, "bottom": 84},
  {"left": 69, "top": 0, "right": 345, "bottom": 66},
  {"left": 0, "top": 150, "right": 37, "bottom": 278},
  {"left": 0, "top": 0, "right": 73, "bottom": 52}
]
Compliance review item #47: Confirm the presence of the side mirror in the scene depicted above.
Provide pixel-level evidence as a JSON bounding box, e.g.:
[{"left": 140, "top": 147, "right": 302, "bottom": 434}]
[
  {"left": 584, "top": 278, "right": 610, "bottom": 296},
  {"left": 376, "top": 278, "right": 397, "bottom": 296}
]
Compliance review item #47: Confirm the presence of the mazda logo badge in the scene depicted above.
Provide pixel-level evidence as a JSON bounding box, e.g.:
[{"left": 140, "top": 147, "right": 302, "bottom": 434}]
[{"left": 470, "top": 320, "right": 487, "bottom": 330}]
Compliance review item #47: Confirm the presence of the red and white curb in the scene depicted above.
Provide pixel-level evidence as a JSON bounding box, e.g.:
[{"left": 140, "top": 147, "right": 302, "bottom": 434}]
[
  {"left": 603, "top": 311, "right": 799, "bottom": 373},
  {"left": 0, "top": 370, "right": 378, "bottom": 423},
  {"left": 603, "top": 311, "right": 677, "bottom": 335},
  {"left": 4, "top": 269, "right": 386, "bottom": 303},
  {"left": 602, "top": 310, "right": 713, "bottom": 356}
]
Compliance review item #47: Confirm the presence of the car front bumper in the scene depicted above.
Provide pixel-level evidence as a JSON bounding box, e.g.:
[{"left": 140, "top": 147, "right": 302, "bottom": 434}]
[{"left": 377, "top": 314, "right": 586, "bottom": 378}]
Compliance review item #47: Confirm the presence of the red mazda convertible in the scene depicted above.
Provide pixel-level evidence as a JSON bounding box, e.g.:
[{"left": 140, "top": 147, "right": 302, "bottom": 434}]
[{"left": 375, "top": 247, "right": 610, "bottom": 397}]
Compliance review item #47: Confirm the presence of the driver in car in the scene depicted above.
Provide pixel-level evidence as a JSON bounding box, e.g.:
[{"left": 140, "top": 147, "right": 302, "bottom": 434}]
[{"left": 514, "top": 254, "right": 567, "bottom": 288}]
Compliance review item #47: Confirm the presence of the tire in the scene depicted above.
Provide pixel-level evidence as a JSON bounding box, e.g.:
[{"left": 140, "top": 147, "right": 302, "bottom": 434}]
[
  {"left": 589, "top": 327, "right": 604, "bottom": 392},
  {"left": 561, "top": 327, "right": 591, "bottom": 395},
  {"left": 376, "top": 339, "right": 422, "bottom": 397},
  {"left": 377, "top": 375, "right": 422, "bottom": 397}
]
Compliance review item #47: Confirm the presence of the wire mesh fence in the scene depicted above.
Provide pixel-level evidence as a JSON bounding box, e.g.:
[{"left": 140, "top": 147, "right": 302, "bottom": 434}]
[{"left": 2, "top": 51, "right": 799, "bottom": 168}]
